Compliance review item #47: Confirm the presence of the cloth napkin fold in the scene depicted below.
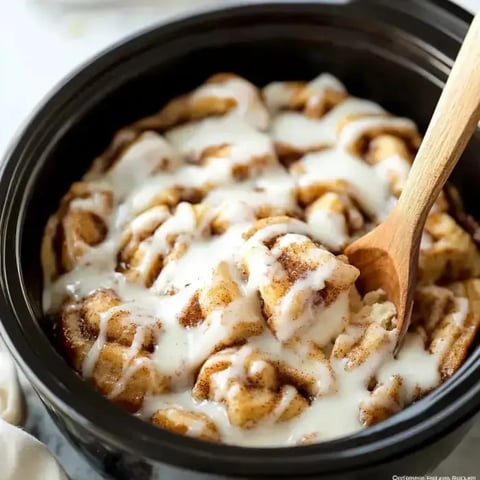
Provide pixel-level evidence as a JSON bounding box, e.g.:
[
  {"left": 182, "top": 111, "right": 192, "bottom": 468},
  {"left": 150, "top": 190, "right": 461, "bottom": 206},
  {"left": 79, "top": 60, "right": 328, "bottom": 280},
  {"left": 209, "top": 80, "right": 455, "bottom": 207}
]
[{"left": 0, "top": 343, "right": 67, "bottom": 480}]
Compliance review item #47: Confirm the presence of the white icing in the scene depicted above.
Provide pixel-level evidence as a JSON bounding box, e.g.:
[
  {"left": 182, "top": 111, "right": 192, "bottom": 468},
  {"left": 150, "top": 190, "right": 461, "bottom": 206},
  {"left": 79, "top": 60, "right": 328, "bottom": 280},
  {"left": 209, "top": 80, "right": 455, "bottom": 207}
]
[
  {"left": 430, "top": 297, "right": 470, "bottom": 363},
  {"left": 299, "top": 290, "right": 350, "bottom": 347},
  {"left": 151, "top": 223, "right": 247, "bottom": 294},
  {"left": 451, "top": 297, "right": 469, "bottom": 327},
  {"left": 306, "top": 73, "right": 346, "bottom": 109},
  {"left": 293, "top": 148, "right": 390, "bottom": 218},
  {"left": 377, "top": 333, "right": 440, "bottom": 402},
  {"left": 166, "top": 116, "right": 274, "bottom": 167},
  {"left": 263, "top": 73, "right": 346, "bottom": 113},
  {"left": 203, "top": 167, "right": 298, "bottom": 223},
  {"left": 271, "top": 97, "right": 384, "bottom": 150},
  {"left": 108, "top": 131, "right": 182, "bottom": 195},
  {"left": 81, "top": 308, "right": 110, "bottom": 379},
  {"left": 306, "top": 207, "right": 349, "bottom": 251},
  {"left": 338, "top": 116, "right": 416, "bottom": 150},
  {"left": 420, "top": 232, "right": 434, "bottom": 251},
  {"left": 191, "top": 77, "right": 270, "bottom": 130},
  {"left": 263, "top": 82, "right": 298, "bottom": 113},
  {"left": 373, "top": 154, "right": 411, "bottom": 192},
  {"left": 141, "top": 330, "right": 442, "bottom": 446}
]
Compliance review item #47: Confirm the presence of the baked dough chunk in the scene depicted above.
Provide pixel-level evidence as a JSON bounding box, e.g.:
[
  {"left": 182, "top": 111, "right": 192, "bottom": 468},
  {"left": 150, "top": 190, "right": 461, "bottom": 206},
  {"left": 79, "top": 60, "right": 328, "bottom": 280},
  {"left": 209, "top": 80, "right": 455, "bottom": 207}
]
[
  {"left": 81, "top": 289, "right": 161, "bottom": 350},
  {"left": 305, "top": 192, "right": 365, "bottom": 251},
  {"left": 193, "top": 346, "right": 308, "bottom": 428},
  {"left": 242, "top": 217, "right": 359, "bottom": 341},
  {"left": 263, "top": 73, "right": 348, "bottom": 117},
  {"left": 331, "top": 290, "right": 397, "bottom": 370},
  {"left": 41, "top": 182, "right": 113, "bottom": 280},
  {"left": 265, "top": 73, "right": 420, "bottom": 166},
  {"left": 338, "top": 115, "right": 421, "bottom": 160},
  {"left": 365, "top": 134, "right": 412, "bottom": 196},
  {"left": 414, "top": 279, "right": 480, "bottom": 379},
  {"left": 165, "top": 116, "right": 278, "bottom": 181},
  {"left": 176, "top": 262, "right": 264, "bottom": 367},
  {"left": 87, "top": 131, "right": 182, "bottom": 184},
  {"left": 359, "top": 375, "right": 404, "bottom": 426},
  {"left": 264, "top": 74, "right": 348, "bottom": 162},
  {"left": 135, "top": 73, "right": 270, "bottom": 131},
  {"left": 58, "top": 300, "right": 166, "bottom": 412},
  {"left": 151, "top": 407, "right": 220, "bottom": 442},
  {"left": 419, "top": 213, "right": 480, "bottom": 284},
  {"left": 117, "top": 202, "right": 211, "bottom": 288}
]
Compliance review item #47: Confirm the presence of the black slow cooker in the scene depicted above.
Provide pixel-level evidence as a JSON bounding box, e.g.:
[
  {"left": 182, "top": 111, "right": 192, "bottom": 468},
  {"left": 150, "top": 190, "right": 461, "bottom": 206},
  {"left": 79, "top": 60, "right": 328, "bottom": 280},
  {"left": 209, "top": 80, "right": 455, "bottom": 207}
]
[{"left": 0, "top": 1, "right": 479, "bottom": 478}]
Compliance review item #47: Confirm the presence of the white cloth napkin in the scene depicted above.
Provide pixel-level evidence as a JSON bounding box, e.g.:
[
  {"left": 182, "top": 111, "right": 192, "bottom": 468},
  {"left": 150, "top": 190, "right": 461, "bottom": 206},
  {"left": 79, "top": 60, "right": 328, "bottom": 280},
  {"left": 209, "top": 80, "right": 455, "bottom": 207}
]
[{"left": 0, "top": 344, "right": 67, "bottom": 480}]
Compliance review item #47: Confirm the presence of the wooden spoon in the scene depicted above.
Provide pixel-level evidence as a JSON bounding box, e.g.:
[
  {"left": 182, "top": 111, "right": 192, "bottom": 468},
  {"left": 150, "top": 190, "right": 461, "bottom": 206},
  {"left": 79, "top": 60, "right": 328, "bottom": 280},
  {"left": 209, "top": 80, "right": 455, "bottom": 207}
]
[{"left": 344, "top": 13, "right": 480, "bottom": 353}]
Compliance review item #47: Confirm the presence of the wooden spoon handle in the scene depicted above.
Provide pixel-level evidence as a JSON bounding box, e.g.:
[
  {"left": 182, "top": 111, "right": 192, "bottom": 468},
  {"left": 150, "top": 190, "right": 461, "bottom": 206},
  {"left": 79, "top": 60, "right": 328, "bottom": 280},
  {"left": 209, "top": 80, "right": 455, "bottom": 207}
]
[{"left": 396, "top": 13, "right": 480, "bottom": 237}]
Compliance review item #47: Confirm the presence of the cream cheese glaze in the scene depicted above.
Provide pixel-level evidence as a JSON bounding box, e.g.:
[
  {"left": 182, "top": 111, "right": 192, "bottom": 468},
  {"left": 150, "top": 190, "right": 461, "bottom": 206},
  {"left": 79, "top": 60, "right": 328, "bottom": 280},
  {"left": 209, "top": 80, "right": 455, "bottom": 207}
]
[{"left": 42, "top": 73, "right": 480, "bottom": 447}]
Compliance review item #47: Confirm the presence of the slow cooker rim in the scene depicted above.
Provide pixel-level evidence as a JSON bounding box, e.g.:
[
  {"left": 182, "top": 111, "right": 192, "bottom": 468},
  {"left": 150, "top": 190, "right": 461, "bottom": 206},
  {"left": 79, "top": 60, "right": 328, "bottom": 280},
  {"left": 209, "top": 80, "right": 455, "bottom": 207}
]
[{"left": 0, "top": 0, "right": 479, "bottom": 476}]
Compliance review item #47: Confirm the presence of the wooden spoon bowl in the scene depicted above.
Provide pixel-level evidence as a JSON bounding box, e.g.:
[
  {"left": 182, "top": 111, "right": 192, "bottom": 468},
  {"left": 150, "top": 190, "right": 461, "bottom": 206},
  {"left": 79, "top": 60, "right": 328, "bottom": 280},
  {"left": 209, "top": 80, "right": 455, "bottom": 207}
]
[{"left": 345, "top": 13, "right": 480, "bottom": 352}]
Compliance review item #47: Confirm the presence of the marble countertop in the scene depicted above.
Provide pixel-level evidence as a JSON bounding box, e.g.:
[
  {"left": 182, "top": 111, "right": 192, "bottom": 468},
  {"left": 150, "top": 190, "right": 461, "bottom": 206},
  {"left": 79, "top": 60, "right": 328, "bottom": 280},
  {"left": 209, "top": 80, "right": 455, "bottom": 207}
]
[{"left": 1, "top": 1, "right": 479, "bottom": 479}]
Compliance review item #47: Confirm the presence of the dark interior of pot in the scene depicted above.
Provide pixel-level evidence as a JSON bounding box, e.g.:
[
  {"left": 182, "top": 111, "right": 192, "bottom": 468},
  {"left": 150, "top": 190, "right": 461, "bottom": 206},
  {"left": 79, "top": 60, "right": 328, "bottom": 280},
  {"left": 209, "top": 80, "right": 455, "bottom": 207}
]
[{"left": 2, "top": 0, "right": 480, "bottom": 476}]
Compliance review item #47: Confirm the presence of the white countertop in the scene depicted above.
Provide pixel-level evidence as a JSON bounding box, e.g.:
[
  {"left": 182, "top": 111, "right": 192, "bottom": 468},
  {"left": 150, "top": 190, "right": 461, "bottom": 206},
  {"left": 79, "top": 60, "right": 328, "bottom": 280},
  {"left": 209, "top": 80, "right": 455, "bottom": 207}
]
[{"left": 1, "top": 1, "right": 479, "bottom": 479}]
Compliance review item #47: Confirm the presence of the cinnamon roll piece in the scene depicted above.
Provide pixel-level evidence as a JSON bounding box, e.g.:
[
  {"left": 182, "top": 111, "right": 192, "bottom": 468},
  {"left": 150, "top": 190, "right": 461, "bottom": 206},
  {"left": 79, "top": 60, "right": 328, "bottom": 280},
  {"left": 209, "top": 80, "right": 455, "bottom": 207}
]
[
  {"left": 415, "top": 279, "right": 480, "bottom": 379},
  {"left": 290, "top": 149, "right": 389, "bottom": 219},
  {"left": 87, "top": 131, "right": 182, "bottom": 186},
  {"left": 419, "top": 212, "right": 480, "bottom": 284},
  {"left": 165, "top": 116, "right": 278, "bottom": 180},
  {"left": 135, "top": 73, "right": 270, "bottom": 131},
  {"left": 177, "top": 261, "right": 264, "bottom": 366},
  {"left": 359, "top": 375, "right": 405, "bottom": 427},
  {"left": 305, "top": 192, "right": 365, "bottom": 251},
  {"left": 58, "top": 302, "right": 167, "bottom": 412},
  {"left": 117, "top": 202, "right": 211, "bottom": 288},
  {"left": 242, "top": 217, "right": 358, "bottom": 342},
  {"left": 193, "top": 346, "right": 308, "bottom": 428},
  {"left": 81, "top": 289, "right": 161, "bottom": 350},
  {"left": 151, "top": 407, "right": 220, "bottom": 442},
  {"left": 331, "top": 289, "right": 397, "bottom": 368},
  {"left": 270, "top": 99, "right": 385, "bottom": 163},
  {"left": 263, "top": 73, "right": 347, "bottom": 117},
  {"left": 337, "top": 115, "right": 421, "bottom": 159},
  {"left": 365, "top": 134, "right": 412, "bottom": 197},
  {"left": 41, "top": 182, "right": 113, "bottom": 280}
]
